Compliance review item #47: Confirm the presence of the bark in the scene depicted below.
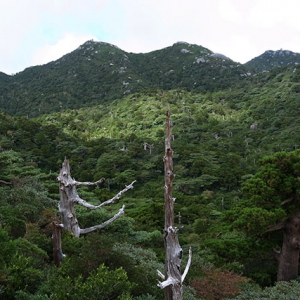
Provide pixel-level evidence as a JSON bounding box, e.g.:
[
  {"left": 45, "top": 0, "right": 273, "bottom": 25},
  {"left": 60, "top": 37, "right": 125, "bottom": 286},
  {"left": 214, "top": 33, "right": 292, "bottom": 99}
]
[
  {"left": 157, "top": 110, "right": 191, "bottom": 300},
  {"left": 57, "top": 158, "right": 135, "bottom": 237},
  {"left": 0, "top": 180, "right": 11, "bottom": 185},
  {"left": 52, "top": 217, "right": 65, "bottom": 267},
  {"left": 277, "top": 214, "right": 300, "bottom": 281}
]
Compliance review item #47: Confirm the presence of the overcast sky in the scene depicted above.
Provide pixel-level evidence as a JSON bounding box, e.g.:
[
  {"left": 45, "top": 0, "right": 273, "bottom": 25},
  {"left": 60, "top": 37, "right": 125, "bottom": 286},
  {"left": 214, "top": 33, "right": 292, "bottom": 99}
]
[{"left": 1, "top": 0, "right": 300, "bottom": 75}]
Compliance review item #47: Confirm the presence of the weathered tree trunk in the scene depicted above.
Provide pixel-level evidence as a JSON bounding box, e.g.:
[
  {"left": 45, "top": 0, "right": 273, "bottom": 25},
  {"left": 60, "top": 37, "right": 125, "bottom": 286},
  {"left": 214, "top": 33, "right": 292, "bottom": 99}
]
[
  {"left": 277, "top": 215, "right": 300, "bottom": 281},
  {"left": 157, "top": 110, "right": 191, "bottom": 300},
  {"left": 57, "top": 158, "right": 135, "bottom": 237},
  {"left": 52, "top": 217, "right": 64, "bottom": 267}
]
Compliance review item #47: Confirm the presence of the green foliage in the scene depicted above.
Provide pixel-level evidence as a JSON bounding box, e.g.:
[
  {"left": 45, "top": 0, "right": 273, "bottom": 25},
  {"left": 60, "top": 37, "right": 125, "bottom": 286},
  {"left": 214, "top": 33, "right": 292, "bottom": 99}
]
[
  {"left": 4, "top": 254, "right": 44, "bottom": 297},
  {"left": 232, "top": 279, "right": 300, "bottom": 299},
  {"left": 245, "top": 49, "right": 300, "bottom": 72},
  {"left": 227, "top": 150, "right": 300, "bottom": 235},
  {"left": 0, "top": 41, "right": 251, "bottom": 117},
  {"left": 39, "top": 264, "right": 133, "bottom": 300},
  {"left": 109, "top": 243, "right": 164, "bottom": 298},
  {"left": 1, "top": 49, "right": 300, "bottom": 298}
]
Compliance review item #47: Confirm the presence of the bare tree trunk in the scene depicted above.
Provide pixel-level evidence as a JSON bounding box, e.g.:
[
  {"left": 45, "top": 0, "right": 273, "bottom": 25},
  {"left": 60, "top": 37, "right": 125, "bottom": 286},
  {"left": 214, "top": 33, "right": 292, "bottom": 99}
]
[
  {"left": 52, "top": 217, "right": 64, "bottom": 267},
  {"left": 157, "top": 110, "right": 192, "bottom": 300},
  {"left": 277, "top": 215, "right": 300, "bottom": 281},
  {"left": 57, "top": 158, "right": 135, "bottom": 237}
]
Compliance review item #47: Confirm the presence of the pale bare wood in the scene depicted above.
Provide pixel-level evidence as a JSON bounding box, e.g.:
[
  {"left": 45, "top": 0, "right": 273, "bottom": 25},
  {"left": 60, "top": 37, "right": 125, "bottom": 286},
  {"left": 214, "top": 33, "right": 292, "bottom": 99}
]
[
  {"left": 182, "top": 247, "right": 192, "bottom": 283},
  {"left": 74, "top": 177, "right": 105, "bottom": 187},
  {"left": 57, "top": 158, "right": 135, "bottom": 237},
  {"left": 74, "top": 180, "right": 135, "bottom": 210},
  {"left": 80, "top": 205, "right": 125, "bottom": 235},
  {"left": 158, "top": 110, "right": 191, "bottom": 300}
]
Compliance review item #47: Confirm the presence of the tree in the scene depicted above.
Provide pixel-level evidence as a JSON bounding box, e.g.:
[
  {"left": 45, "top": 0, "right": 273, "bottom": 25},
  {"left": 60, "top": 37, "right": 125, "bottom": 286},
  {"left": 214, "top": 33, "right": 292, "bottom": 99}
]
[
  {"left": 57, "top": 158, "right": 136, "bottom": 238},
  {"left": 227, "top": 150, "right": 300, "bottom": 281},
  {"left": 157, "top": 110, "right": 191, "bottom": 299}
]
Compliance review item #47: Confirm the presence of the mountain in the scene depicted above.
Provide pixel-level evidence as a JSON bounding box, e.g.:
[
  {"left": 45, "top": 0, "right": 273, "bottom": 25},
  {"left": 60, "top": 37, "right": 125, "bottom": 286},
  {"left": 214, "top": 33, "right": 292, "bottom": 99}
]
[
  {"left": 245, "top": 49, "right": 300, "bottom": 72},
  {"left": 0, "top": 40, "right": 252, "bottom": 117},
  {"left": 2, "top": 41, "right": 300, "bottom": 298}
]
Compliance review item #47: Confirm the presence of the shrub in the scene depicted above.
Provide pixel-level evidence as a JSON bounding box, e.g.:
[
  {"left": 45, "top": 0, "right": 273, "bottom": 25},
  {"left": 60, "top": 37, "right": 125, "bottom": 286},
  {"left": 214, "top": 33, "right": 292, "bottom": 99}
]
[{"left": 190, "top": 268, "right": 249, "bottom": 300}]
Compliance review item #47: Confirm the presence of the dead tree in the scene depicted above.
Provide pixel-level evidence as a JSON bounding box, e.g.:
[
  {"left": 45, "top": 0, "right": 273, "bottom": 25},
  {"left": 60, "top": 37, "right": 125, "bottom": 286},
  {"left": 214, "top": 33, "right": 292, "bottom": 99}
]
[
  {"left": 144, "top": 142, "right": 154, "bottom": 155},
  {"left": 157, "top": 110, "right": 192, "bottom": 300},
  {"left": 250, "top": 123, "right": 258, "bottom": 130},
  {"left": 57, "top": 158, "right": 135, "bottom": 237},
  {"left": 52, "top": 215, "right": 64, "bottom": 267}
]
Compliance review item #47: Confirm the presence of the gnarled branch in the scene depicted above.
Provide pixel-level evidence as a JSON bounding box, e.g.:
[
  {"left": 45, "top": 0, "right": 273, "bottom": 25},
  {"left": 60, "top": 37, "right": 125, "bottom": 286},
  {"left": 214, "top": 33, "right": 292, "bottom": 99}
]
[
  {"left": 80, "top": 205, "right": 125, "bottom": 235},
  {"left": 0, "top": 180, "right": 11, "bottom": 185},
  {"left": 157, "top": 276, "right": 180, "bottom": 289},
  {"left": 74, "top": 177, "right": 105, "bottom": 187},
  {"left": 58, "top": 158, "right": 135, "bottom": 237},
  {"left": 74, "top": 180, "right": 136, "bottom": 210}
]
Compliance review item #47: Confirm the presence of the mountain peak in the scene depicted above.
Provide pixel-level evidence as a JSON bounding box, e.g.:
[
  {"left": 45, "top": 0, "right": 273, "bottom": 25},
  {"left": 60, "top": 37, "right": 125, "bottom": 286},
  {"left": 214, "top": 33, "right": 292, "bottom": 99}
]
[
  {"left": 0, "top": 40, "right": 252, "bottom": 117},
  {"left": 79, "top": 39, "right": 122, "bottom": 50},
  {"left": 246, "top": 49, "right": 300, "bottom": 72}
]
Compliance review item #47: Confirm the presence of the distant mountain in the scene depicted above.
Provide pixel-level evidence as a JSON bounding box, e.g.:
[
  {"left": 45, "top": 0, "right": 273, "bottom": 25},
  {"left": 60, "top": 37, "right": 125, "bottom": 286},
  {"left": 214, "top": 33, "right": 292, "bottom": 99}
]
[
  {"left": 245, "top": 49, "right": 300, "bottom": 72},
  {"left": 0, "top": 40, "right": 252, "bottom": 117}
]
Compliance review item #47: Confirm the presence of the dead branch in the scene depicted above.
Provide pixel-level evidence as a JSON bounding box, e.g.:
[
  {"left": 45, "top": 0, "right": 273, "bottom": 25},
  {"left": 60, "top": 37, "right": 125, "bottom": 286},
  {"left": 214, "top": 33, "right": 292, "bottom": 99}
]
[
  {"left": 281, "top": 197, "right": 294, "bottom": 206},
  {"left": 74, "top": 177, "right": 105, "bottom": 187},
  {"left": 58, "top": 158, "right": 135, "bottom": 237},
  {"left": 266, "top": 221, "right": 286, "bottom": 233},
  {"left": 80, "top": 205, "right": 125, "bottom": 235},
  {"left": 0, "top": 180, "right": 11, "bottom": 185},
  {"left": 182, "top": 247, "right": 192, "bottom": 283}
]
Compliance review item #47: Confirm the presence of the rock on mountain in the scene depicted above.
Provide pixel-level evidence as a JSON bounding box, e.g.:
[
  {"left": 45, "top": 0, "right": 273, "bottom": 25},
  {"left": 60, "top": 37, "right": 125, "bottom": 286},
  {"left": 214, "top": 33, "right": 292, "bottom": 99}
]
[
  {"left": 0, "top": 40, "right": 252, "bottom": 117},
  {"left": 245, "top": 49, "right": 300, "bottom": 73}
]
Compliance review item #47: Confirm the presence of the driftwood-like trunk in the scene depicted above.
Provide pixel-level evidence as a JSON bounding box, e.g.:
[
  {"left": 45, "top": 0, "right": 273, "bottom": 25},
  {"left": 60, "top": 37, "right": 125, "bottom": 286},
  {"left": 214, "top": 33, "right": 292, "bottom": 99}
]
[
  {"left": 52, "top": 217, "right": 64, "bottom": 267},
  {"left": 157, "top": 110, "right": 192, "bottom": 300},
  {"left": 57, "top": 158, "right": 135, "bottom": 237},
  {"left": 277, "top": 215, "right": 300, "bottom": 281}
]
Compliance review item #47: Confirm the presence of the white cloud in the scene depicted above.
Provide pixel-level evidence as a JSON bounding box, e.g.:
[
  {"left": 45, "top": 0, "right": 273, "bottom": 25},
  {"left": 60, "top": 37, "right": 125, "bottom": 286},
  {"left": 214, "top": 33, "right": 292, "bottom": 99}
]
[
  {"left": 112, "top": 0, "right": 220, "bottom": 53},
  {"left": 248, "top": 0, "right": 300, "bottom": 29},
  {"left": 1, "top": 0, "right": 300, "bottom": 73},
  {"left": 218, "top": 0, "right": 242, "bottom": 23},
  {"left": 220, "top": 36, "right": 258, "bottom": 63},
  {"left": 30, "top": 33, "right": 99, "bottom": 66}
]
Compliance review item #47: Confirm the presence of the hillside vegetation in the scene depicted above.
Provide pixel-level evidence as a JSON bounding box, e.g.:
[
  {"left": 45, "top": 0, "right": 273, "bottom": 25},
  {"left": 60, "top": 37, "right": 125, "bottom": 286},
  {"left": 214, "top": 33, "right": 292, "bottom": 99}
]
[
  {"left": 1, "top": 41, "right": 300, "bottom": 299},
  {"left": 0, "top": 40, "right": 252, "bottom": 117}
]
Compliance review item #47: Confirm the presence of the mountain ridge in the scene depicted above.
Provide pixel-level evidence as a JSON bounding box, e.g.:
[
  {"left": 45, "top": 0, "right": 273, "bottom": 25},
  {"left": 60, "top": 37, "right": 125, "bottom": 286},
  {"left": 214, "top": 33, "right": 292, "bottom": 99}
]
[
  {"left": 245, "top": 49, "right": 300, "bottom": 72},
  {"left": 0, "top": 40, "right": 252, "bottom": 117},
  {"left": 0, "top": 40, "right": 300, "bottom": 117}
]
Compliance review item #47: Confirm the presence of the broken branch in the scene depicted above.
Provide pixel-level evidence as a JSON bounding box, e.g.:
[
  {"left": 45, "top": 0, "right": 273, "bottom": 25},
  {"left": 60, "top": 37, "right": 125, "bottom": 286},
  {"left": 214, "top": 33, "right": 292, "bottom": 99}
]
[
  {"left": 182, "top": 247, "right": 192, "bottom": 283},
  {"left": 80, "top": 205, "right": 125, "bottom": 235},
  {"left": 75, "top": 177, "right": 105, "bottom": 187}
]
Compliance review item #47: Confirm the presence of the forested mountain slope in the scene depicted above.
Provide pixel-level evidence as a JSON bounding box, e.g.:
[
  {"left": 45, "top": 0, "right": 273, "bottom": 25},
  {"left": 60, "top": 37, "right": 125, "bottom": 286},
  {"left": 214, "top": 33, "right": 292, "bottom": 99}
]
[
  {"left": 245, "top": 49, "right": 300, "bottom": 72},
  {"left": 0, "top": 40, "right": 252, "bottom": 117},
  {"left": 1, "top": 41, "right": 300, "bottom": 299}
]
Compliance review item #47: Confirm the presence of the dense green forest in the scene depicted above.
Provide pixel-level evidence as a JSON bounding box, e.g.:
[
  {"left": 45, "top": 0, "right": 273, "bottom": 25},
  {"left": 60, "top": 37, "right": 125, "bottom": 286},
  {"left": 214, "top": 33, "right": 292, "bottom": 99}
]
[{"left": 1, "top": 41, "right": 300, "bottom": 299}]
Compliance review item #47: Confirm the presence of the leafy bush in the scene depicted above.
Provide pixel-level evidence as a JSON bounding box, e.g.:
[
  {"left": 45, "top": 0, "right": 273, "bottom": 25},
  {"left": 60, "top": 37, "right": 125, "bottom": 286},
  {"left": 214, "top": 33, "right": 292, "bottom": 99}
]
[
  {"left": 232, "top": 279, "right": 300, "bottom": 299},
  {"left": 39, "top": 264, "right": 133, "bottom": 300}
]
